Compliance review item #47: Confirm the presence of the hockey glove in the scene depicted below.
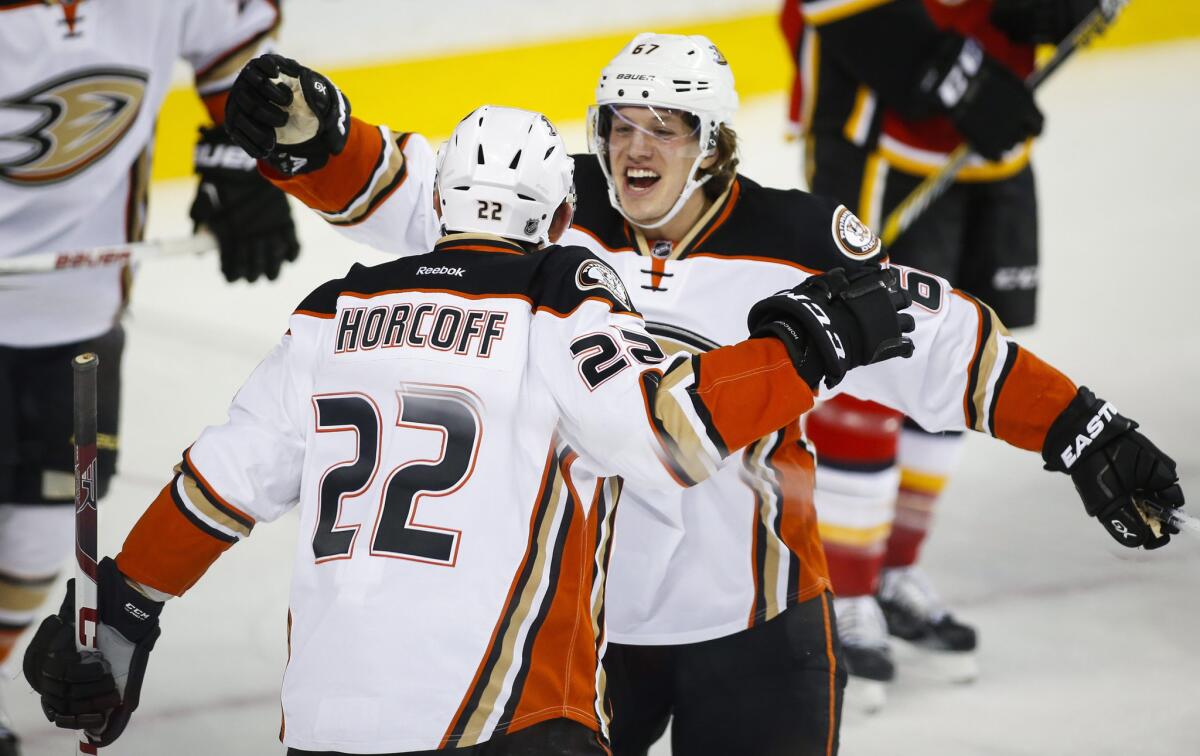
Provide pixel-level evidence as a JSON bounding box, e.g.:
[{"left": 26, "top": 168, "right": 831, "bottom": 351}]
[
  {"left": 916, "top": 35, "right": 1044, "bottom": 162},
  {"left": 991, "top": 0, "right": 1100, "bottom": 45},
  {"left": 224, "top": 53, "right": 350, "bottom": 176},
  {"left": 23, "top": 557, "right": 163, "bottom": 747},
  {"left": 190, "top": 125, "right": 300, "bottom": 282},
  {"left": 747, "top": 265, "right": 915, "bottom": 390},
  {"left": 1042, "top": 387, "right": 1184, "bottom": 549}
]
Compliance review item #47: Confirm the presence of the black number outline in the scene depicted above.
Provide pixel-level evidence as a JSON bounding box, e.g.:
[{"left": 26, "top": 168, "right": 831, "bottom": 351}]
[
  {"left": 896, "top": 265, "right": 944, "bottom": 313},
  {"left": 311, "top": 393, "right": 383, "bottom": 562},
  {"left": 477, "top": 200, "right": 502, "bottom": 220},
  {"left": 618, "top": 328, "right": 667, "bottom": 365},
  {"left": 368, "top": 385, "right": 483, "bottom": 566},
  {"left": 569, "top": 332, "right": 632, "bottom": 391}
]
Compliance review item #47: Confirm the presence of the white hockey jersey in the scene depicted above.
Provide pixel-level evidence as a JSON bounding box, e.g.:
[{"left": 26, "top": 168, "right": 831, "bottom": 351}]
[
  {"left": 258, "top": 119, "right": 1079, "bottom": 645},
  {"left": 0, "top": 0, "right": 279, "bottom": 347},
  {"left": 115, "top": 234, "right": 814, "bottom": 751}
]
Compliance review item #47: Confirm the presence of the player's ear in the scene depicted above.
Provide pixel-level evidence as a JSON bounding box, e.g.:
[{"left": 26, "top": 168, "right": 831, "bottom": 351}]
[{"left": 547, "top": 200, "right": 574, "bottom": 244}]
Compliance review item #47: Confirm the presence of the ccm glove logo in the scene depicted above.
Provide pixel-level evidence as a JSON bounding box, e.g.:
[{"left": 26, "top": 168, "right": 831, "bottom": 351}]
[
  {"left": 1059, "top": 401, "right": 1118, "bottom": 469},
  {"left": 782, "top": 292, "right": 847, "bottom": 360}
]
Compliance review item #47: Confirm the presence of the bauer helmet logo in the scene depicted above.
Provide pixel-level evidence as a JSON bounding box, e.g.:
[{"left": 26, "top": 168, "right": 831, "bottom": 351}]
[{"left": 0, "top": 67, "right": 147, "bottom": 186}]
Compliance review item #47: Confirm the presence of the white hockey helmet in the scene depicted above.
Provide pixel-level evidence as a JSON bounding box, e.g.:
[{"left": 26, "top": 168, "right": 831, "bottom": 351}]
[
  {"left": 436, "top": 106, "right": 576, "bottom": 245},
  {"left": 588, "top": 33, "right": 739, "bottom": 229}
]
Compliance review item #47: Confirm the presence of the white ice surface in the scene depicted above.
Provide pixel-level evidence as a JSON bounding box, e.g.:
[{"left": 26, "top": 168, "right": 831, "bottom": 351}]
[{"left": 7, "top": 40, "right": 1200, "bottom": 756}]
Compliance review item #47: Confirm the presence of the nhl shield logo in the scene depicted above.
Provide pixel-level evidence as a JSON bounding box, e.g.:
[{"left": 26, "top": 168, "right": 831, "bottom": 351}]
[
  {"left": 524, "top": 218, "right": 540, "bottom": 236},
  {"left": 831, "top": 205, "right": 882, "bottom": 261}
]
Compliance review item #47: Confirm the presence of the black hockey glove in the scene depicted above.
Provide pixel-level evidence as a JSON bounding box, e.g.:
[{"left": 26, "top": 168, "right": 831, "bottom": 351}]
[
  {"left": 190, "top": 125, "right": 300, "bottom": 282},
  {"left": 23, "top": 558, "right": 163, "bottom": 747},
  {"left": 1042, "top": 387, "right": 1185, "bottom": 549},
  {"left": 747, "top": 265, "right": 915, "bottom": 390},
  {"left": 991, "top": 0, "right": 1100, "bottom": 45},
  {"left": 224, "top": 53, "right": 350, "bottom": 176},
  {"left": 916, "top": 35, "right": 1044, "bottom": 161}
]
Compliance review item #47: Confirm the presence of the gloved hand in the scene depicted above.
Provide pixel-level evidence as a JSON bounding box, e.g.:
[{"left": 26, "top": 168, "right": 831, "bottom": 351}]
[
  {"left": 224, "top": 53, "right": 350, "bottom": 176},
  {"left": 747, "top": 264, "right": 915, "bottom": 389},
  {"left": 916, "top": 34, "right": 1044, "bottom": 161},
  {"left": 1042, "top": 387, "right": 1185, "bottom": 549},
  {"left": 23, "top": 557, "right": 163, "bottom": 747},
  {"left": 189, "top": 125, "right": 300, "bottom": 282},
  {"left": 991, "top": 0, "right": 1101, "bottom": 45}
]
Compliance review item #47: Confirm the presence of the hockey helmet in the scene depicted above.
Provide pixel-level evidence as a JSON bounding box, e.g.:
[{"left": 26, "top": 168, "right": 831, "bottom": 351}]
[
  {"left": 436, "top": 106, "right": 576, "bottom": 245},
  {"left": 587, "top": 33, "right": 739, "bottom": 229}
]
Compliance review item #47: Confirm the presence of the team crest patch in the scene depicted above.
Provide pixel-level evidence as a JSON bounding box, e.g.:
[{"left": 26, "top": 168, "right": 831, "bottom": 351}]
[
  {"left": 831, "top": 206, "right": 882, "bottom": 261},
  {"left": 576, "top": 259, "right": 632, "bottom": 310}
]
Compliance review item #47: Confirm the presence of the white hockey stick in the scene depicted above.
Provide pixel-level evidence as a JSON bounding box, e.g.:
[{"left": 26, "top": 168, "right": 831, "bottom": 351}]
[{"left": 0, "top": 232, "right": 216, "bottom": 276}]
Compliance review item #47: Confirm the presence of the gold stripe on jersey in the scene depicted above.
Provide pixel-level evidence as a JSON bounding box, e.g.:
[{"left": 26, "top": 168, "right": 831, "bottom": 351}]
[
  {"left": 648, "top": 359, "right": 715, "bottom": 487},
  {"left": 842, "top": 86, "right": 875, "bottom": 147},
  {"left": 954, "top": 291, "right": 1010, "bottom": 434},
  {"left": 126, "top": 144, "right": 151, "bottom": 242},
  {"left": 0, "top": 571, "right": 57, "bottom": 613},
  {"left": 445, "top": 444, "right": 574, "bottom": 747},
  {"left": 589, "top": 477, "right": 620, "bottom": 737},
  {"left": 322, "top": 132, "right": 411, "bottom": 227},
  {"left": 804, "top": 0, "right": 895, "bottom": 27},
  {"left": 858, "top": 150, "right": 888, "bottom": 231},
  {"left": 878, "top": 135, "right": 1033, "bottom": 182},
  {"left": 815, "top": 520, "right": 893, "bottom": 548},
  {"left": 743, "top": 433, "right": 789, "bottom": 626},
  {"left": 194, "top": 6, "right": 281, "bottom": 94},
  {"left": 176, "top": 469, "right": 253, "bottom": 540}
]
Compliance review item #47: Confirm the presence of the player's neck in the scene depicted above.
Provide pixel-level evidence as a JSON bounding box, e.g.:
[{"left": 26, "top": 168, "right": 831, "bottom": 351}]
[{"left": 639, "top": 190, "right": 712, "bottom": 242}]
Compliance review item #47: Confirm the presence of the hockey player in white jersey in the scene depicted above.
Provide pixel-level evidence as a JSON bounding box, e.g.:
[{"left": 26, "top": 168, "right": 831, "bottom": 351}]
[
  {"left": 21, "top": 106, "right": 918, "bottom": 754},
  {"left": 0, "top": 2, "right": 301, "bottom": 753},
  {"left": 217, "top": 45, "right": 1183, "bottom": 754}
]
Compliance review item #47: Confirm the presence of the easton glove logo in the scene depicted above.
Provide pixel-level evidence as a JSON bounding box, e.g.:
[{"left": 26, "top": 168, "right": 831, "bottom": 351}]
[{"left": 1059, "top": 401, "right": 1118, "bottom": 468}]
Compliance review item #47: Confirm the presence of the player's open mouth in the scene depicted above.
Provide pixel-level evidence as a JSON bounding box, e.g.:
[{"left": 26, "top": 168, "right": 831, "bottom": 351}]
[{"left": 624, "top": 167, "right": 661, "bottom": 193}]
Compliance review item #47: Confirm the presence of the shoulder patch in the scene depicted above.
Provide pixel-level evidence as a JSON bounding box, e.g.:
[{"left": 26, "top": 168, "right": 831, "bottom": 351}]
[
  {"left": 831, "top": 205, "right": 882, "bottom": 261},
  {"left": 576, "top": 259, "right": 632, "bottom": 310}
]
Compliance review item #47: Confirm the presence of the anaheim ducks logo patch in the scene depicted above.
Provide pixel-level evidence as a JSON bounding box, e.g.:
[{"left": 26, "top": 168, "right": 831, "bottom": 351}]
[
  {"left": 576, "top": 259, "right": 632, "bottom": 310},
  {"left": 0, "top": 67, "right": 147, "bottom": 185},
  {"left": 831, "top": 205, "right": 882, "bottom": 261}
]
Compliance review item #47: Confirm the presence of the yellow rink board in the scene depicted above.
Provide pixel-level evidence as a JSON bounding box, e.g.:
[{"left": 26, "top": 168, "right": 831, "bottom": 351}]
[{"left": 152, "top": 4, "right": 1200, "bottom": 182}]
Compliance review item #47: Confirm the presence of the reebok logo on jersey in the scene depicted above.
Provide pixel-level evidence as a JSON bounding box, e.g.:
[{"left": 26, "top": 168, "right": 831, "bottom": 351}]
[
  {"left": 417, "top": 266, "right": 465, "bottom": 277},
  {"left": 0, "top": 68, "right": 147, "bottom": 185},
  {"left": 1059, "top": 401, "right": 1118, "bottom": 468}
]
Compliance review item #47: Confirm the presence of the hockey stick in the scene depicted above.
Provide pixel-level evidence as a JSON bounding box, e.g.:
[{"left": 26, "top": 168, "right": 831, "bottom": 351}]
[
  {"left": 1140, "top": 499, "right": 1200, "bottom": 537},
  {"left": 0, "top": 232, "right": 216, "bottom": 276},
  {"left": 73, "top": 353, "right": 100, "bottom": 755},
  {"left": 879, "top": 0, "right": 1131, "bottom": 246}
]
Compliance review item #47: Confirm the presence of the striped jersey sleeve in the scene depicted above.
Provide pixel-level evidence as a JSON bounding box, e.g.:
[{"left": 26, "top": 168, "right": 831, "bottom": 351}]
[
  {"left": 262, "top": 118, "right": 440, "bottom": 254},
  {"left": 179, "top": 0, "right": 282, "bottom": 123},
  {"left": 532, "top": 255, "right": 815, "bottom": 490},
  {"left": 117, "top": 320, "right": 316, "bottom": 597},
  {"left": 830, "top": 264, "right": 1077, "bottom": 452}
]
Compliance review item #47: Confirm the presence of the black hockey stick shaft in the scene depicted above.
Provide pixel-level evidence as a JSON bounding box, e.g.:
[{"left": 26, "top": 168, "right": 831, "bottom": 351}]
[
  {"left": 879, "top": 0, "right": 1131, "bottom": 246},
  {"left": 72, "top": 352, "right": 100, "bottom": 755}
]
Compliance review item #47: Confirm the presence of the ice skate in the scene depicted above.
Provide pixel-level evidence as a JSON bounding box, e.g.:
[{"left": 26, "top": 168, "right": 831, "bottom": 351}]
[{"left": 878, "top": 566, "right": 978, "bottom": 683}]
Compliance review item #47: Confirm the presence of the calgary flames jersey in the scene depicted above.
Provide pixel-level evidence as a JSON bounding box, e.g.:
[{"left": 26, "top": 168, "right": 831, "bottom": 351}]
[
  {"left": 257, "top": 118, "right": 1078, "bottom": 646},
  {"left": 115, "top": 234, "right": 813, "bottom": 751},
  {"left": 0, "top": 0, "right": 279, "bottom": 347},
  {"left": 784, "top": 0, "right": 1038, "bottom": 180}
]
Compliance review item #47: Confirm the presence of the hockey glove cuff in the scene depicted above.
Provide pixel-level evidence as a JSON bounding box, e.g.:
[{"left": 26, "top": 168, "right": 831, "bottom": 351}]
[
  {"left": 1042, "top": 387, "right": 1184, "bottom": 549},
  {"left": 23, "top": 558, "right": 163, "bottom": 746},
  {"left": 747, "top": 265, "right": 914, "bottom": 390},
  {"left": 916, "top": 34, "right": 1044, "bottom": 161},
  {"left": 225, "top": 54, "right": 350, "bottom": 176}
]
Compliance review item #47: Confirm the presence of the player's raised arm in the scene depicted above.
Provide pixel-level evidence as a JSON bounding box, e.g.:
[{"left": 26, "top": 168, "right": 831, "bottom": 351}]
[
  {"left": 832, "top": 263, "right": 1185, "bottom": 550},
  {"left": 224, "top": 54, "right": 440, "bottom": 255}
]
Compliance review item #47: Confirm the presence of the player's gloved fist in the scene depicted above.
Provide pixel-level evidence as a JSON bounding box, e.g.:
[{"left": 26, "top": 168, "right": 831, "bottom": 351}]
[
  {"left": 190, "top": 125, "right": 300, "bottom": 282},
  {"left": 916, "top": 35, "right": 1044, "bottom": 161},
  {"left": 991, "top": 0, "right": 1100, "bottom": 45},
  {"left": 23, "top": 557, "right": 163, "bottom": 746},
  {"left": 225, "top": 53, "right": 350, "bottom": 176},
  {"left": 747, "top": 265, "right": 915, "bottom": 390},
  {"left": 1042, "top": 387, "right": 1185, "bottom": 549}
]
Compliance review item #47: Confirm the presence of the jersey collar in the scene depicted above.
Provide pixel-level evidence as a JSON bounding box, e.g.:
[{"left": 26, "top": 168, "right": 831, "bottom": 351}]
[
  {"left": 434, "top": 233, "right": 529, "bottom": 256},
  {"left": 630, "top": 178, "right": 740, "bottom": 262}
]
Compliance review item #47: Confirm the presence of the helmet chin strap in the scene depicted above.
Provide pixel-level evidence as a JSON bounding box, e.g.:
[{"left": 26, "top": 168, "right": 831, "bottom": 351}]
[{"left": 604, "top": 149, "right": 714, "bottom": 232}]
